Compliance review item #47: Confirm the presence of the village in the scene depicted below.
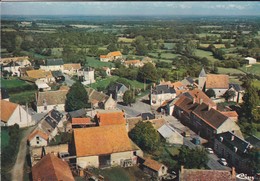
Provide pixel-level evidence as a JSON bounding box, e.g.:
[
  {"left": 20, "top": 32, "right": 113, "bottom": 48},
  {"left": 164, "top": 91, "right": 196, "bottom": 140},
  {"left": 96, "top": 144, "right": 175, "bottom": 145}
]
[{"left": 1, "top": 51, "right": 259, "bottom": 181}]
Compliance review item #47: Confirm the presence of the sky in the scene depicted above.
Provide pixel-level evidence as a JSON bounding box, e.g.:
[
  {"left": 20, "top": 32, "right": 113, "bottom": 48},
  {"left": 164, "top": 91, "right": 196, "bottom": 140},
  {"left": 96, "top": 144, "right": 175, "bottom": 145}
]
[{"left": 1, "top": 2, "right": 260, "bottom": 16}]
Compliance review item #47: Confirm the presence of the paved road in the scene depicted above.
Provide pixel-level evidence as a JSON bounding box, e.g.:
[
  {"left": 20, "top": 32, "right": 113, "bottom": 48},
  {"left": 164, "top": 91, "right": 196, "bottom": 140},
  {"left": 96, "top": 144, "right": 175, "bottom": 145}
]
[{"left": 11, "top": 126, "right": 36, "bottom": 181}]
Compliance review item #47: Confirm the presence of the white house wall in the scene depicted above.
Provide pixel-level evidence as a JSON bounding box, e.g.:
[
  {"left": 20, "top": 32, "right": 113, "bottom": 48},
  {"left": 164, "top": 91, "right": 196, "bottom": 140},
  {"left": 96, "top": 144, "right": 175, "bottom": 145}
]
[
  {"left": 216, "top": 118, "right": 240, "bottom": 134},
  {"left": 151, "top": 93, "right": 176, "bottom": 106},
  {"left": 40, "top": 65, "right": 64, "bottom": 71},
  {"left": 77, "top": 156, "right": 99, "bottom": 168},
  {"left": 7, "top": 106, "right": 34, "bottom": 127},
  {"left": 37, "top": 104, "right": 65, "bottom": 113},
  {"left": 29, "top": 136, "right": 48, "bottom": 147}
]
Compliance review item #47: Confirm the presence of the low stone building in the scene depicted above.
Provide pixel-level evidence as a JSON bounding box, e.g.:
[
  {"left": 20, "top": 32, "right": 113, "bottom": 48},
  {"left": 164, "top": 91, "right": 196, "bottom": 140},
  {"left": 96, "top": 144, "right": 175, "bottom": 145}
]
[
  {"left": 28, "top": 129, "right": 49, "bottom": 147},
  {"left": 142, "top": 158, "right": 168, "bottom": 179},
  {"left": 40, "top": 58, "right": 64, "bottom": 71},
  {"left": 72, "top": 124, "right": 143, "bottom": 168},
  {"left": 63, "top": 63, "right": 81, "bottom": 75},
  {"left": 150, "top": 85, "right": 176, "bottom": 106},
  {"left": 158, "top": 124, "right": 183, "bottom": 145}
]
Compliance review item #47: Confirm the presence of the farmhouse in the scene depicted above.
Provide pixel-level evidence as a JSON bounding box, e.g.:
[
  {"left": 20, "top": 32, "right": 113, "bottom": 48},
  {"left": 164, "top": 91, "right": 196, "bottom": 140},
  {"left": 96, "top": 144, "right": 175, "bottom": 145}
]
[
  {"left": 150, "top": 84, "right": 176, "bottom": 106},
  {"left": 32, "top": 153, "right": 74, "bottom": 181},
  {"left": 28, "top": 129, "right": 49, "bottom": 147},
  {"left": 40, "top": 58, "right": 64, "bottom": 71},
  {"left": 63, "top": 63, "right": 81, "bottom": 75},
  {"left": 245, "top": 57, "right": 257, "bottom": 64},
  {"left": 100, "top": 51, "right": 123, "bottom": 62},
  {"left": 0, "top": 100, "right": 34, "bottom": 127},
  {"left": 26, "top": 69, "right": 55, "bottom": 83},
  {"left": 35, "top": 90, "right": 68, "bottom": 113},
  {"left": 72, "top": 125, "right": 143, "bottom": 168}
]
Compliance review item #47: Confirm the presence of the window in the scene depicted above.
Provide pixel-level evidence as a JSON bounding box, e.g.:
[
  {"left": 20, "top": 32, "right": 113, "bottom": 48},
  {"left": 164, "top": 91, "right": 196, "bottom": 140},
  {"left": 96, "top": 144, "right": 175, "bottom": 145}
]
[
  {"left": 133, "top": 151, "right": 137, "bottom": 156},
  {"left": 36, "top": 141, "right": 39, "bottom": 144},
  {"left": 44, "top": 105, "right": 47, "bottom": 110},
  {"left": 36, "top": 136, "right": 40, "bottom": 140}
]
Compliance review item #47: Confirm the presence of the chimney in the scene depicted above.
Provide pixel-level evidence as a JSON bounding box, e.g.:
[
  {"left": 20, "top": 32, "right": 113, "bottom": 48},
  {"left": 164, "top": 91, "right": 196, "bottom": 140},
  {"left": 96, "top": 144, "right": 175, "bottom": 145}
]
[
  {"left": 208, "top": 105, "right": 212, "bottom": 111},
  {"left": 231, "top": 135, "right": 235, "bottom": 141},
  {"left": 199, "top": 98, "right": 203, "bottom": 104},
  {"left": 192, "top": 97, "right": 196, "bottom": 104},
  {"left": 231, "top": 167, "right": 236, "bottom": 179}
]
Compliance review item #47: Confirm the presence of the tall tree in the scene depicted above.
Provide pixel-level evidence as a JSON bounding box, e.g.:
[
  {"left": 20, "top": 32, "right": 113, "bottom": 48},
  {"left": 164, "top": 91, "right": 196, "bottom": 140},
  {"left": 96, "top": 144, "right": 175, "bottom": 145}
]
[
  {"left": 123, "top": 90, "right": 135, "bottom": 106},
  {"left": 205, "top": 88, "right": 216, "bottom": 98},
  {"left": 129, "top": 121, "right": 160, "bottom": 152},
  {"left": 223, "top": 90, "right": 236, "bottom": 102},
  {"left": 137, "top": 63, "right": 157, "bottom": 82},
  {"left": 65, "top": 81, "right": 89, "bottom": 112}
]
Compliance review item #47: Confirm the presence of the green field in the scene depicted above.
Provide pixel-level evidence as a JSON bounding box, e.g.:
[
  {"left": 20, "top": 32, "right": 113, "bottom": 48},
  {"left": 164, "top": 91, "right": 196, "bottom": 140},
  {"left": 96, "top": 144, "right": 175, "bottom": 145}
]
[
  {"left": 241, "top": 64, "right": 260, "bottom": 77},
  {"left": 148, "top": 52, "right": 179, "bottom": 60},
  {"left": 197, "top": 33, "right": 221, "bottom": 38},
  {"left": 9, "top": 90, "right": 36, "bottom": 104},
  {"left": 164, "top": 43, "right": 175, "bottom": 50},
  {"left": 217, "top": 67, "right": 245, "bottom": 75},
  {"left": 252, "top": 79, "right": 260, "bottom": 89},
  {"left": 1, "top": 128, "right": 10, "bottom": 149},
  {"left": 118, "top": 37, "right": 135, "bottom": 43},
  {"left": 1, "top": 78, "right": 31, "bottom": 89},
  {"left": 194, "top": 49, "right": 220, "bottom": 62},
  {"left": 85, "top": 56, "right": 114, "bottom": 68}
]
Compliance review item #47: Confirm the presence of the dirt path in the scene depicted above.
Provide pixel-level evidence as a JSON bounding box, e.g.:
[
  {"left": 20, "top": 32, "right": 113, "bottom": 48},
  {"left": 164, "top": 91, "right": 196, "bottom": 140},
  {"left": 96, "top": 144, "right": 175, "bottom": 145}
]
[{"left": 11, "top": 126, "right": 35, "bottom": 181}]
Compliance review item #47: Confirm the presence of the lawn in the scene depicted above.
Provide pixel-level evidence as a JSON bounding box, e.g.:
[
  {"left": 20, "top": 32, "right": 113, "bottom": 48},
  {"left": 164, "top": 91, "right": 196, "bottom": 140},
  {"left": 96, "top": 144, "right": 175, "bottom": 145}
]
[
  {"left": 241, "top": 64, "right": 260, "bottom": 77},
  {"left": 92, "top": 166, "right": 150, "bottom": 181},
  {"left": 118, "top": 37, "right": 135, "bottom": 43},
  {"left": 148, "top": 52, "right": 179, "bottom": 60},
  {"left": 217, "top": 67, "right": 245, "bottom": 75},
  {"left": 194, "top": 49, "right": 220, "bottom": 63},
  {"left": 85, "top": 56, "right": 114, "bottom": 68},
  {"left": 199, "top": 44, "right": 226, "bottom": 49},
  {"left": 229, "top": 76, "right": 243, "bottom": 85},
  {"left": 1, "top": 78, "right": 31, "bottom": 89},
  {"left": 9, "top": 90, "right": 36, "bottom": 104},
  {"left": 1, "top": 128, "right": 10, "bottom": 149}
]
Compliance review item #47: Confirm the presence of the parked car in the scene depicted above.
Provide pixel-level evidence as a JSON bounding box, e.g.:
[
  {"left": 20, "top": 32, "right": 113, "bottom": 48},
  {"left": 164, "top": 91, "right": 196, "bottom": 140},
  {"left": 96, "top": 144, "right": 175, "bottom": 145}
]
[
  {"left": 219, "top": 158, "right": 228, "bottom": 166},
  {"left": 206, "top": 147, "right": 214, "bottom": 154}
]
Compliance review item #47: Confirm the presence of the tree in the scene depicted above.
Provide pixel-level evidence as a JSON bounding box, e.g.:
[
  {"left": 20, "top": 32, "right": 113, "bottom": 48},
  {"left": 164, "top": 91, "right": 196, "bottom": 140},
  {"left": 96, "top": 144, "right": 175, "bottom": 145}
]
[
  {"left": 178, "top": 146, "right": 209, "bottom": 169},
  {"left": 137, "top": 63, "right": 157, "bottom": 82},
  {"left": 223, "top": 90, "right": 236, "bottom": 102},
  {"left": 129, "top": 121, "right": 160, "bottom": 152},
  {"left": 107, "top": 43, "right": 117, "bottom": 52},
  {"left": 122, "top": 45, "right": 129, "bottom": 55},
  {"left": 123, "top": 90, "right": 135, "bottom": 106},
  {"left": 205, "top": 88, "right": 216, "bottom": 98},
  {"left": 65, "top": 81, "right": 89, "bottom": 112}
]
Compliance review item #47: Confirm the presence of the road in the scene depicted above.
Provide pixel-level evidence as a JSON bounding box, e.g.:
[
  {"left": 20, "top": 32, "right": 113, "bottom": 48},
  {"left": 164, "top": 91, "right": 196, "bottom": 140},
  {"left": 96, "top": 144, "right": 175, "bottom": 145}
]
[
  {"left": 64, "top": 74, "right": 75, "bottom": 86},
  {"left": 11, "top": 126, "right": 36, "bottom": 181}
]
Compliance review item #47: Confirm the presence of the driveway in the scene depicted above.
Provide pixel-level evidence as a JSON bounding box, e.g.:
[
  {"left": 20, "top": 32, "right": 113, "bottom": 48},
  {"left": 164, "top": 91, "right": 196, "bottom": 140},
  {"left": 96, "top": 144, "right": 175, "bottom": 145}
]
[{"left": 11, "top": 126, "right": 36, "bottom": 181}]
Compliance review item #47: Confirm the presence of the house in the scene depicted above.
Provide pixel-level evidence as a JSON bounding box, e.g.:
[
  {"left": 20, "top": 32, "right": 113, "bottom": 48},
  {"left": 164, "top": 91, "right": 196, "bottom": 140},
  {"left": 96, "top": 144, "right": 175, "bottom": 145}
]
[
  {"left": 228, "top": 83, "right": 245, "bottom": 103},
  {"left": 67, "top": 108, "right": 87, "bottom": 121},
  {"left": 72, "top": 117, "right": 96, "bottom": 128},
  {"left": 63, "top": 63, "right": 81, "bottom": 75},
  {"left": 198, "top": 68, "right": 229, "bottom": 98},
  {"left": 245, "top": 57, "right": 257, "bottom": 64},
  {"left": 214, "top": 131, "right": 252, "bottom": 173},
  {"left": 19, "top": 66, "right": 34, "bottom": 77},
  {"left": 37, "top": 109, "right": 65, "bottom": 140},
  {"left": 179, "top": 166, "right": 236, "bottom": 181},
  {"left": 86, "top": 88, "right": 116, "bottom": 110},
  {"left": 95, "top": 111, "right": 126, "bottom": 126},
  {"left": 142, "top": 158, "right": 168, "bottom": 179},
  {"left": 1, "top": 56, "right": 30, "bottom": 65},
  {"left": 51, "top": 70, "right": 65, "bottom": 83},
  {"left": 27, "top": 129, "right": 49, "bottom": 147},
  {"left": 150, "top": 85, "right": 176, "bottom": 106},
  {"left": 102, "top": 66, "right": 111, "bottom": 76},
  {"left": 35, "top": 80, "right": 51, "bottom": 91},
  {"left": 40, "top": 58, "right": 64, "bottom": 71},
  {"left": 158, "top": 124, "right": 184, "bottom": 145},
  {"left": 221, "top": 111, "right": 238, "bottom": 122},
  {"left": 26, "top": 69, "right": 55, "bottom": 83},
  {"left": 181, "top": 77, "right": 195, "bottom": 87},
  {"left": 124, "top": 60, "right": 144, "bottom": 68},
  {"left": 72, "top": 124, "right": 143, "bottom": 168},
  {"left": 108, "top": 82, "right": 129, "bottom": 102},
  {"left": 100, "top": 51, "right": 123, "bottom": 62},
  {"left": 77, "top": 68, "right": 95, "bottom": 85},
  {"left": 0, "top": 100, "right": 34, "bottom": 127},
  {"left": 31, "top": 153, "right": 74, "bottom": 181},
  {"left": 35, "top": 90, "right": 68, "bottom": 113},
  {"left": 0, "top": 88, "right": 10, "bottom": 101},
  {"left": 2, "top": 61, "right": 22, "bottom": 76}
]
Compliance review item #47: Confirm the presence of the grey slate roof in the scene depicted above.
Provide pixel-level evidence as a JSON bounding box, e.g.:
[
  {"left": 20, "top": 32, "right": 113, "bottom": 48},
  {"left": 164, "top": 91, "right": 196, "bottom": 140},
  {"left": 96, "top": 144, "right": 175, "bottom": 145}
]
[
  {"left": 152, "top": 85, "right": 176, "bottom": 94},
  {"left": 199, "top": 68, "right": 206, "bottom": 77},
  {"left": 108, "top": 82, "right": 128, "bottom": 92},
  {"left": 229, "top": 83, "right": 244, "bottom": 92},
  {"left": 68, "top": 108, "right": 86, "bottom": 118},
  {"left": 45, "top": 59, "right": 64, "bottom": 66},
  {"left": 158, "top": 124, "right": 179, "bottom": 139},
  {"left": 216, "top": 131, "right": 250, "bottom": 156}
]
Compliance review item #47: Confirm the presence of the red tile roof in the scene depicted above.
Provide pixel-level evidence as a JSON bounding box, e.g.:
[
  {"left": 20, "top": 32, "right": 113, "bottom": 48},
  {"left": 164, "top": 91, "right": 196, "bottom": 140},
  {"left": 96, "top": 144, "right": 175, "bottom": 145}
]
[
  {"left": 221, "top": 111, "right": 238, "bottom": 118},
  {"left": 206, "top": 74, "right": 229, "bottom": 89},
  {"left": 28, "top": 129, "right": 49, "bottom": 141},
  {"left": 143, "top": 158, "right": 163, "bottom": 172},
  {"left": 188, "top": 88, "right": 216, "bottom": 108},
  {"left": 74, "top": 125, "right": 136, "bottom": 157},
  {"left": 0, "top": 100, "right": 18, "bottom": 123},
  {"left": 63, "top": 63, "right": 81, "bottom": 70},
  {"left": 107, "top": 51, "right": 122, "bottom": 57},
  {"left": 174, "top": 96, "right": 199, "bottom": 115},
  {"left": 180, "top": 168, "right": 235, "bottom": 181},
  {"left": 97, "top": 111, "right": 126, "bottom": 126},
  {"left": 32, "top": 153, "right": 74, "bottom": 181},
  {"left": 72, "top": 117, "right": 94, "bottom": 125},
  {"left": 124, "top": 60, "right": 141, "bottom": 64}
]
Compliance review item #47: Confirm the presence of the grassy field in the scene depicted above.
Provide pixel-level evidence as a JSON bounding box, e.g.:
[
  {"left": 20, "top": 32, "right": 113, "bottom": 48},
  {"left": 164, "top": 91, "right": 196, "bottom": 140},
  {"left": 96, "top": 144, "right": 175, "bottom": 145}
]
[
  {"left": 164, "top": 43, "right": 175, "bottom": 50},
  {"left": 197, "top": 33, "right": 221, "bottom": 38},
  {"left": 9, "top": 90, "right": 36, "bottom": 104},
  {"left": 217, "top": 67, "right": 245, "bottom": 75},
  {"left": 229, "top": 76, "right": 243, "bottom": 85},
  {"left": 148, "top": 52, "right": 179, "bottom": 60},
  {"left": 241, "top": 64, "right": 260, "bottom": 77},
  {"left": 252, "top": 79, "right": 260, "bottom": 89},
  {"left": 118, "top": 37, "right": 135, "bottom": 43},
  {"left": 194, "top": 49, "right": 220, "bottom": 62},
  {"left": 199, "top": 44, "right": 226, "bottom": 49},
  {"left": 1, "top": 78, "right": 32, "bottom": 89},
  {"left": 1, "top": 128, "right": 10, "bottom": 149},
  {"left": 85, "top": 56, "right": 114, "bottom": 68}
]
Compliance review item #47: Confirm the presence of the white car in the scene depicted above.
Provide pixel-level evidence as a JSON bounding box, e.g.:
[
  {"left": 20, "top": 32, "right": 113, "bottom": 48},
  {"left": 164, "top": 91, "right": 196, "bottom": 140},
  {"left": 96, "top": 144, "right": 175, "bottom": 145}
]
[
  {"left": 219, "top": 158, "right": 228, "bottom": 166},
  {"left": 206, "top": 147, "right": 214, "bottom": 154}
]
